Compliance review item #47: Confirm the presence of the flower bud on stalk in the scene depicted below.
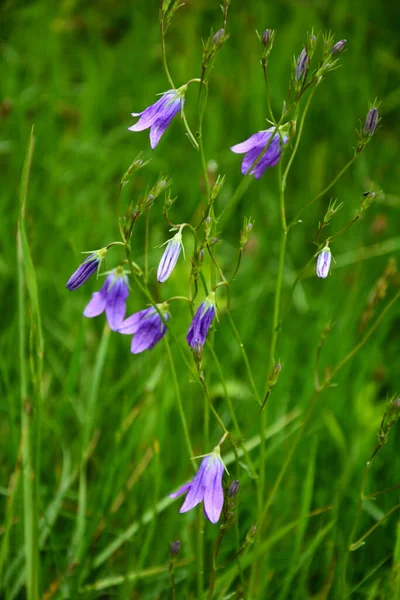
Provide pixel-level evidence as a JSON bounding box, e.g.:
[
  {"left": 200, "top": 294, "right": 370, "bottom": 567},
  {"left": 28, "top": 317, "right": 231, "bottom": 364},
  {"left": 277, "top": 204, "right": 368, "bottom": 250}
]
[
  {"left": 295, "top": 48, "right": 309, "bottom": 81},
  {"left": 316, "top": 247, "right": 332, "bottom": 279},
  {"left": 363, "top": 107, "right": 379, "bottom": 136},
  {"left": 331, "top": 39, "right": 347, "bottom": 55},
  {"left": 228, "top": 480, "right": 240, "bottom": 498}
]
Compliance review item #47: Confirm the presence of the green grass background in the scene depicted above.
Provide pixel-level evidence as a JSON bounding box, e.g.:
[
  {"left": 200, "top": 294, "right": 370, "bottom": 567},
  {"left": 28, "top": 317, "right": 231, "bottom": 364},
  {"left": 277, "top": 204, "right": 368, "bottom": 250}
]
[{"left": 1, "top": 0, "right": 400, "bottom": 597}]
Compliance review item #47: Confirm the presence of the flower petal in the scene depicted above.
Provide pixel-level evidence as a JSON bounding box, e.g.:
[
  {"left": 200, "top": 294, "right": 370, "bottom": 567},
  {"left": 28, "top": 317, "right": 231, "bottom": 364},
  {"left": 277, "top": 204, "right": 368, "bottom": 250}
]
[
  {"left": 179, "top": 457, "right": 209, "bottom": 513},
  {"left": 105, "top": 277, "right": 129, "bottom": 331},
  {"left": 203, "top": 458, "right": 224, "bottom": 524},
  {"left": 169, "top": 481, "right": 192, "bottom": 499},
  {"left": 130, "top": 314, "right": 168, "bottom": 354},
  {"left": 149, "top": 98, "right": 182, "bottom": 149},
  {"left": 230, "top": 130, "right": 270, "bottom": 154},
  {"left": 83, "top": 286, "right": 108, "bottom": 318},
  {"left": 129, "top": 93, "right": 173, "bottom": 131},
  {"left": 119, "top": 308, "right": 154, "bottom": 334}
]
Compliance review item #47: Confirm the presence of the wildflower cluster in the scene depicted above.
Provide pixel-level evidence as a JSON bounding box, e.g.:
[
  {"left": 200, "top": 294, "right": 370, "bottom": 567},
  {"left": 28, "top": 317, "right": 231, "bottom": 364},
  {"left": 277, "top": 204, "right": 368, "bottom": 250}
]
[{"left": 65, "top": 19, "right": 382, "bottom": 534}]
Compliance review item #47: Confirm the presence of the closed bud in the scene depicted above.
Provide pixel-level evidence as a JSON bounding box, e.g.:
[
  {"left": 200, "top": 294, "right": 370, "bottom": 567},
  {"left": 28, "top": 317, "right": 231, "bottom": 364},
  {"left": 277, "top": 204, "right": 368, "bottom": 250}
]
[
  {"left": 363, "top": 107, "right": 379, "bottom": 136},
  {"left": 228, "top": 480, "right": 240, "bottom": 498},
  {"left": 262, "top": 29, "right": 271, "bottom": 46},
  {"left": 295, "top": 48, "right": 309, "bottom": 81},
  {"left": 331, "top": 39, "right": 346, "bottom": 55},
  {"left": 213, "top": 28, "right": 225, "bottom": 46},
  {"left": 316, "top": 247, "right": 332, "bottom": 279},
  {"left": 170, "top": 540, "right": 181, "bottom": 557}
]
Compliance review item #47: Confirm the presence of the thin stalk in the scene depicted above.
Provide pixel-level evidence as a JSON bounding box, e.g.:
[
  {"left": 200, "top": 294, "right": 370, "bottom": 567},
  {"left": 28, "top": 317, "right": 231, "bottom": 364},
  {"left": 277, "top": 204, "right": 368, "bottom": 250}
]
[
  {"left": 289, "top": 155, "right": 357, "bottom": 228},
  {"left": 17, "top": 127, "right": 39, "bottom": 600},
  {"left": 74, "top": 324, "right": 110, "bottom": 561},
  {"left": 164, "top": 338, "right": 194, "bottom": 462},
  {"left": 144, "top": 206, "right": 150, "bottom": 285}
]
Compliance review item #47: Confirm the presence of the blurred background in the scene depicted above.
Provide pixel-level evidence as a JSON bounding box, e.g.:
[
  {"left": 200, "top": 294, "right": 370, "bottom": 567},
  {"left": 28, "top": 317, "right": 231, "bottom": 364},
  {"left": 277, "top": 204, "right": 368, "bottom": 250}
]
[{"left": 1, "top": 0, "right": 400, "bottom": 597}]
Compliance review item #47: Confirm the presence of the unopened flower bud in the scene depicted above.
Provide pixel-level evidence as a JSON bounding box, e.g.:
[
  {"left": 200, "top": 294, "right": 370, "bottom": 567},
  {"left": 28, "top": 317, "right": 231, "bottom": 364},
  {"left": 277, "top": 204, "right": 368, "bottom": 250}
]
[
  {"left": 228, "top": 480, "right": 240, "bottom": 498},
  {"left": 295, "top": 48, "right": 309, "bottom": 80},
  {"left": 316, "top": 247, "right": 332, "bottom": 279},
  {"left": 363, "top": 107, "right": 379, "bottom": 136},
  {"left": 262, "top": 29, "right": 271, "bottom": 46},
  {"left": 213, "top": 28, "right": 225, "bottom": 46},
  {"left": 310, "top": 34, "right": 317, "bottom": 47},
  {"left": 170, "top": 540, "right": 181, "bottom": 557},
  {"left": 331, "top": 39, "right": 346, "bottom": 55}
]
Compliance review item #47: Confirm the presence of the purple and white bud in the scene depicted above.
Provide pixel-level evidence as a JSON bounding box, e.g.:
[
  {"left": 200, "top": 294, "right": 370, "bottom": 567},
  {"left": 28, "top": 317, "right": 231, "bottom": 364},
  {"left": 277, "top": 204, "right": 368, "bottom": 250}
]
[
  {"left": 295, "top": 48, "right": 309, "bottom": 80},
  {"left": 157, "top": 231, "right": 183, "bottom": 283},
  {"left": 331, "top": 39, "right": 346, "bottom": 55},
  {"left": 66, "top": 248, "right": 107, "bottom": 291},
  {"left": 363, "top": 107, "right": 379, "bottom": 136},
  {"left": 316, "top": 248, "right": 332, "bottom": 279}
]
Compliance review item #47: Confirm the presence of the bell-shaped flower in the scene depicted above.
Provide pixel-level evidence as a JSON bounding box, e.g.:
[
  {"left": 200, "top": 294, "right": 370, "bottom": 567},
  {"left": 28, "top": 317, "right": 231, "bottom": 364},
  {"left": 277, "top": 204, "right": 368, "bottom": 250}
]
[
  {"left": 119, "top": 304, "right": 169, "bottom": 354},
  {"left": 316, "top": 247, "right": 332, "bottom": 279},
  {"left": 169, "top": 447, "right": 225, "bottom": 524},
  {"left": 157, "top": 230, "right": 183, "bottom": 283},
  {"left": 231, "top": 127, "right": 288, "bottom": 179},
  {"left": 66, "top": 248, "right": 107, "bottom": 291},
  {"left": 129, "top": 90, "right": 183, "bottom": 149},
  {"left": 83, "top": 266, "right": 129, "bottom": 331},
  {"left": 186, "top": 292, "right": 216, "bottom": 351}
]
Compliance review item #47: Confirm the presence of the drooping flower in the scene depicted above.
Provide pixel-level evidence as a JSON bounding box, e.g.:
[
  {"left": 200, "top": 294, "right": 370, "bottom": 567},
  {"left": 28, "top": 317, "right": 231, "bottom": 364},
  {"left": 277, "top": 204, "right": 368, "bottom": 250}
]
[
  {"left": 169, "top": 447, "right": 225, "bottom": 524},
  {"left": 316, "top": 247, "right": 332, "bottom": 279},
  {"left": 119, "top": 304, "right": 169, "bottom": 354},
  {"left": 231, "top": 127, "right": 288, "bottom": 179},
  {"left": 66, "top": 248, "right": 107, "bottom": 291},
  {"left": 157, "top": 230, "right": 183, "bottom": 283},
  {"left": 128, "top": 90, "right": 184, "bottom": 149},
  {"left": 186, "top": 292, "right": 216, "bottom": 351},
  {"left": 83, "top": 267, "right": 129, "bottom": 331}
]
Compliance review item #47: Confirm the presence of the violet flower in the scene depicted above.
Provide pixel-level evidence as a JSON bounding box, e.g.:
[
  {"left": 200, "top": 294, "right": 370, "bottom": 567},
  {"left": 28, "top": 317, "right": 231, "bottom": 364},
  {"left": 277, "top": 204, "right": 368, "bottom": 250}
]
[
  {"left": 231, "top": 127, "right": 288, "bottom": 179},
  {"left": 157, "top": 231, "right": 183, "bottom": 283},
  {"left": 169, "top": 447, "right": 225, "bottom": 524},
  {"left": 316, "top": 248, "right": 332, "bottom": 279},
  {"left": 119, "top": 304, "right": 169, "bottom": 354},
  {"left": 83, "top": 267, "right": 129, "bottom": 331},
  {"left": 66, "top": 248, "right": 107, "bottom": 291},
  {"left": 129, "top": 90, "right": 184, "bottom": 149},
  {"left": 186, "top": 292, "right": 216, "bottom": 351}
]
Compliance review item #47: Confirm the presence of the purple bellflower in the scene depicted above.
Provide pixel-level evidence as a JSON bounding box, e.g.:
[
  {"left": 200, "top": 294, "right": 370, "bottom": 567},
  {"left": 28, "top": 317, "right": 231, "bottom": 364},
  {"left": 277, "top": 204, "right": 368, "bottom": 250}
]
[
  {"left": 157, "top": 230, "right": 183, "bottom": 283},
  {"left": 129, "top": 90, "right": 184, "bottom": 149},
  {"left": 316, "top": 247, "right": 332, "bottom": 279},
  {"left": 83, "top": 266, "right": 129, "bottom": 331},
  {"left": 119, "top": 304, "right": 169, "bottom": 354},
  {"left": 186, "top": 292, "right": 216, "bottom": 351},
  {"left": 169, "top": 447, "right": 225, "bottom": 524},
  {"left": 231, "top": 127, "right": 288, "bottom": 179},
  {"left": 66, "top": 248, "right": 107, "bottom": 291}
]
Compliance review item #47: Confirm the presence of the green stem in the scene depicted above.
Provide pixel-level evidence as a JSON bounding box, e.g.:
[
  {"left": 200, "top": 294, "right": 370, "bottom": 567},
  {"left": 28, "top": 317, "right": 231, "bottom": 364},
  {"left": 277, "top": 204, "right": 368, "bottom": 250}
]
[
  {"left": 164, "top": 338, "right": 194, "bottom": 463},
  {"left": 289, "top": 155, "right": 357, "bottom": 228},
  {"left": 74, "top": 324, "right": 110, "bottom": 561},
  {"left": 17, "top": 127, "right": 39, "bottom": 600}
]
